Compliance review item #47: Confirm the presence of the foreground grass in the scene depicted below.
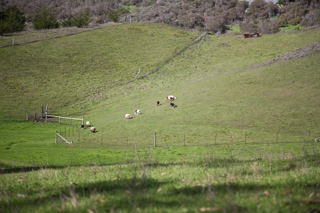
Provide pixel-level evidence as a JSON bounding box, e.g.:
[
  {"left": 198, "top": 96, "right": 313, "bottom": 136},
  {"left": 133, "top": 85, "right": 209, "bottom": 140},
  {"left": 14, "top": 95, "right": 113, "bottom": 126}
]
[
  {"left": 1, "top": 140, "right": 320, "bottom": 212},
  {"left": 1, "top": 120, "right": 319, "bottom": 212}
]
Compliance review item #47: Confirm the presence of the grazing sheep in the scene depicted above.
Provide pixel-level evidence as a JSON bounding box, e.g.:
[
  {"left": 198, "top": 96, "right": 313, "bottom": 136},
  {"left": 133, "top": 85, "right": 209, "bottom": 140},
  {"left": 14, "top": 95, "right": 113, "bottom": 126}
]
[
  {"left": 157, "top": 101, "right": 160, "bottom": 106},
  {"left": 166, "top": 95, "right": 177, "bottom": 102},
  {"left": 91, "top": 127, "right": 96, "bottom": 133},
  {"left": 86, "top": 121, "right": 91, "bottom": 127},
  {"left": 135, "top": 109, "right": 141, "bottom": 115},
  {"left": 125, "top": 114, "right": 133, "bottom": 119}
]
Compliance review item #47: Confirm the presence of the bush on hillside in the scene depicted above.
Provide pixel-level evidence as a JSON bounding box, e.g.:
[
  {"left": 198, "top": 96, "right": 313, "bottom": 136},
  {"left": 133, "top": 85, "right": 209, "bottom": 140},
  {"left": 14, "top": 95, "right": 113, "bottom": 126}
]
[
  {"left": 258, "top": 19, "right": 280, "bottom": 34},
  {"left": 94, "top": 15, "right": 110, "bottom": 24},
  {"left": 240, "top": 21, "right": 258, "bottom": 33},
  {"left": 207, "top": 19, "right": 230, "bottom": 34},
  {"left": 73, "top": 13, "right": 91, "bottom": 27},
  {"left": 32, "top": 7, "right": 59, "bottom": 30},
  {"left": 61, "top": 14, "right": 74, "bottom": 27},
  {"left": 107, "top": 8, "right": 128, "bottom": 22},
  {"left": 2, "top": 0, "right": 320, "bottom": 35},
  {"left": 278, "top": 2, "right": 307, "bottom": 26},
  {"left": 61, "top": 12, "right": 91, "bottom": 28},
  {"left": 0, "top": 5, "right": 26, "bottom": 36},
  {"left": 247, "top": 0, "right": 270, "bottom": 20},
  {"left": 301, "top": 9, "right": 320, "bottom": 27}
]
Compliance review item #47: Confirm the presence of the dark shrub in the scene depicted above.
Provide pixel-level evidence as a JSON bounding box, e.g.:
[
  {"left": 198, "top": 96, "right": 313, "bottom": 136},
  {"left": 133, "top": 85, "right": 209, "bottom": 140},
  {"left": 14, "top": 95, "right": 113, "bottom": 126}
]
[
  {"left": 32, "top": 7, "right": 59, "bottom": 30},
  {"left": 61, "top": 14, "right": 75, "bottom": 27},
  {"left": 107, "top": 8, "right": 128, "bottom": 22},
  {"left": 73, "top": 13, "right": 91, "bottom": 27},
  {"left": 0, "top": 5, "right": 26, "bottom": 35}
]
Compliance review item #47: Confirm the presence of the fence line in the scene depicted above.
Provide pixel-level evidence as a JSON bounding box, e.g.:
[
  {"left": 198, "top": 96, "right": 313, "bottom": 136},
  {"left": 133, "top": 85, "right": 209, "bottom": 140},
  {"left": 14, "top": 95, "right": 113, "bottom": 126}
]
[
  {"left": 46, "top": 113, "right": 84, "bottom": 126},
  {"left": 61, "top": 129, "right": 318, "bottom": 147}
]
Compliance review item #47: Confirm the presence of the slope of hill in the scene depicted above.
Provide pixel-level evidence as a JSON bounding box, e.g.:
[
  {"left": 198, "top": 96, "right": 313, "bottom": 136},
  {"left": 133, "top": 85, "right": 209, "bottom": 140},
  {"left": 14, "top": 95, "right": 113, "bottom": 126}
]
[
  {"left": 81, "top": 25, "right": 320, "bottom": 143},
  {"left": 1, "top": 22, "right": 320, "bottom": 213},
  {"left": 1, "top": 23, "right": 320, "bottom": 144},
  {"left": 0, "top": 22, "right": 199, "bottom": 118}
]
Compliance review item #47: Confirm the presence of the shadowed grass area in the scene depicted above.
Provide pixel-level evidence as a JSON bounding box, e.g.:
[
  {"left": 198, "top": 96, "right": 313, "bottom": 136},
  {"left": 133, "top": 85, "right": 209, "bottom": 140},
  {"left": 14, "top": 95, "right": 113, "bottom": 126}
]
[{"left": 1, "top": 145, "right": 320, "bottom": 212}]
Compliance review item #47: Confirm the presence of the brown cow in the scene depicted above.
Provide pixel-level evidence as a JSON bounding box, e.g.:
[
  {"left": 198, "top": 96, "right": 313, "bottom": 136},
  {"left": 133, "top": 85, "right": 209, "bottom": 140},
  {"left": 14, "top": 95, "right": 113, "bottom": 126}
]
[{"left": 244, "top": 33, "right": 260, "bottom": 38}]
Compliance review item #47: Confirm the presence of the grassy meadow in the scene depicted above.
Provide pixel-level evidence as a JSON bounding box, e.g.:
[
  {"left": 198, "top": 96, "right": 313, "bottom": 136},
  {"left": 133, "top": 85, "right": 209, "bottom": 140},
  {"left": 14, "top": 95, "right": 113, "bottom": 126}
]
[{"left": 1, "top": 22, "right": 320, "bottom": 212}]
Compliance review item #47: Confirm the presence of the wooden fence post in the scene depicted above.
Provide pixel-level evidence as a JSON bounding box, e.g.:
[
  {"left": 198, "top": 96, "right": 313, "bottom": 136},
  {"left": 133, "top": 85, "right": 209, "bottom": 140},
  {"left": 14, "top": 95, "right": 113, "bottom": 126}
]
[
  {"left": 45, "top": 112, "right": 47, "bottom": 122},
  {"left": 154, "top": 132, "right": 156, "bottom": 147},
  {"left": 82, "top": 116, "right": 84, "bottom": 128},
  {"left": 41, "top": 105, "right": 44, "bottom": 118},
  {"left": 46, "top": 104, "right": 48, "bottom": 114}
]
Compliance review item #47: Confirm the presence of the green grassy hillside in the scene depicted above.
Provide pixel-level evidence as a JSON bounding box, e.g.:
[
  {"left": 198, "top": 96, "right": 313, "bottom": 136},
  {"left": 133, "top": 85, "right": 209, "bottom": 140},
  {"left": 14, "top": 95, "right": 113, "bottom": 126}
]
[
  {"left": 1, "top": 23, "right": 320, "bottom": 146},
  {"left": 1, "top": 23, "right": 320, "bottom": 213},
  {"left": 0, "top": 22, "right": 198, "bottom": 117},
  {"left": 82, "top": 25, "right": 320, "bottom": 145}
]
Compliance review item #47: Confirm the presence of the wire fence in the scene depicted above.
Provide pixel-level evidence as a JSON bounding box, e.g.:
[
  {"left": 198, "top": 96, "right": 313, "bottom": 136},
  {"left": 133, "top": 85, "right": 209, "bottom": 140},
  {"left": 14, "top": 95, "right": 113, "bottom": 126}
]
[
  {"left": 2, "top": 108, "right": 319, "bottom": 148},
  {"left": 57, "top": 126, "right": 318, "bottom": 148}
]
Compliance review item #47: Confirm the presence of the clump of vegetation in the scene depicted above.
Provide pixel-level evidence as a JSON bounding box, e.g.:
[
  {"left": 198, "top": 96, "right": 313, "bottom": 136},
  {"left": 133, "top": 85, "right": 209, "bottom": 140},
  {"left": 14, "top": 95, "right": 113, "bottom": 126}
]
[
  {"left": 61, "top": 13, "right": 91, "bottom": 28},
  {"left": 0, "top": 5, "right": 26, "bottom": 35},
  {"left": 1, "top": 0, "right": 320, "bottom": 34},
  {"left": 32, "top": 7, "right": 60, "bottom": 30}
]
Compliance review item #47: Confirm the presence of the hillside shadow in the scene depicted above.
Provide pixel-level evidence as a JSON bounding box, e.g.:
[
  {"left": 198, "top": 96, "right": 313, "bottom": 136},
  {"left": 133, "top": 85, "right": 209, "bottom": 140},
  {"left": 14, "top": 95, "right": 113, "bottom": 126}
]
[
  {"left": 1, "top": 153, "right": 320, "bottom": 211},
  {"left": 0, "top": 164, "right": 67, "bottom": 174},
  {"left": 2, "top": 177, "right": 176, "bottom": 212},
  {"left": 3, "top": 174, "right": 318, "bottom": 212},
  {"left": 2, "top": 152, "right": 318, "bottom": 175}
]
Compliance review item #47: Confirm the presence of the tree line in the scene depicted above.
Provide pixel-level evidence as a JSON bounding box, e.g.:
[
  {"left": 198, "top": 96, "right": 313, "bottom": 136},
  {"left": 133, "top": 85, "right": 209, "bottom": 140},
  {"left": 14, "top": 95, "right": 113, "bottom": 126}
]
[{"left": 1, "top": 0, "right": 319, "bottom": 36}]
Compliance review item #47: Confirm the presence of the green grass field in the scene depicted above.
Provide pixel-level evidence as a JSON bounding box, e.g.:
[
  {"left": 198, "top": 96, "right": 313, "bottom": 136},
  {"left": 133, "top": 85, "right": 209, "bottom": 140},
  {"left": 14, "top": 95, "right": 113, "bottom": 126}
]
[{"left": 1, "top": 22, "right": 320, "bottom": 212}]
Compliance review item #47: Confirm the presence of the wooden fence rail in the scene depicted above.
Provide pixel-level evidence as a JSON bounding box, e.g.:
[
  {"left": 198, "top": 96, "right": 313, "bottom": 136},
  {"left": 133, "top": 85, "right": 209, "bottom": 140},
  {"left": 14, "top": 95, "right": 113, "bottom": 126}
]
[
  {"left": 56, "top": 131, "right": 72, "bottom": 144},
  {"left": 46, "top": 113, "right": 84, "bottom": 126}
]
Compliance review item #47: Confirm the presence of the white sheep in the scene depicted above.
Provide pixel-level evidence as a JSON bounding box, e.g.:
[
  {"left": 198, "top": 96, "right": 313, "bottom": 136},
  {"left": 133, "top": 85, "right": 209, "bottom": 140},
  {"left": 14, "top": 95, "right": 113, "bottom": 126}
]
[
  {"left": 86, "top": 121, "right": 91, "bottom": 127},
  {"left": 125, "top": 114, "right": 133, "bottom": 119},
  {"left": 90, "top": 127, "right": 96, "bottom": 133}
]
